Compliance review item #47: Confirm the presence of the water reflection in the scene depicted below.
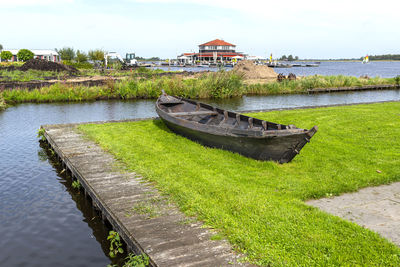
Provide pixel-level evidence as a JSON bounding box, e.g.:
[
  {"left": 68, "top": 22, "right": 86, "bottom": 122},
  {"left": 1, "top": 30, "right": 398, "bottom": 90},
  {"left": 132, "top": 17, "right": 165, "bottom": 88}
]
[
  {"left": 203, "top": 90, "right": 400, "bottom": 111},
  {"left": 39, "top": 141, "right": 127, "bottom": 266}
]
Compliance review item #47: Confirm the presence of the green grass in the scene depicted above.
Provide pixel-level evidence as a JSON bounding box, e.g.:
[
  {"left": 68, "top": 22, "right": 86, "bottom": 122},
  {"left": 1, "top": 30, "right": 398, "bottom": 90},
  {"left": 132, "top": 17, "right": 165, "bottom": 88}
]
[{"left": 78, "top": 102, "right": 400, "bottom": 266}]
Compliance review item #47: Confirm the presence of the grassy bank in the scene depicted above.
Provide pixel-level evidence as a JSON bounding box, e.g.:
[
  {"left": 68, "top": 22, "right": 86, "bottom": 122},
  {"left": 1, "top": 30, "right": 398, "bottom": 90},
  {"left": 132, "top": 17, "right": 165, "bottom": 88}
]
[
  {"left": 1, "top": 71, "right": 243, "bottom": 104},
  {"left": 1, "top": 72, "right": 398, "bottom": 106},
  {"left": 78, "top": 102, "right": 400, "bottom": 266}
]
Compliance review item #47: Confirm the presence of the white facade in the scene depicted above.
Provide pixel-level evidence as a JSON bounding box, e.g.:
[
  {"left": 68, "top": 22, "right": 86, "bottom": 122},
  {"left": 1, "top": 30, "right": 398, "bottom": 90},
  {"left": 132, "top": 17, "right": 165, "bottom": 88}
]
[{"left": 1, "top": 49, "right": 60, "bottom": 62}]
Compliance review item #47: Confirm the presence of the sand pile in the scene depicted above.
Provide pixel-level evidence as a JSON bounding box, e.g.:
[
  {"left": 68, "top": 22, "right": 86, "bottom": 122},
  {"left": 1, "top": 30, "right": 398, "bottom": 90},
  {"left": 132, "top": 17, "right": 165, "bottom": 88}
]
[
  {"left": 233, "top": 60, "right": 277, "bottom": 80},
  {"left": 20, "top": 59, "right": 78, "bottom": 73}
]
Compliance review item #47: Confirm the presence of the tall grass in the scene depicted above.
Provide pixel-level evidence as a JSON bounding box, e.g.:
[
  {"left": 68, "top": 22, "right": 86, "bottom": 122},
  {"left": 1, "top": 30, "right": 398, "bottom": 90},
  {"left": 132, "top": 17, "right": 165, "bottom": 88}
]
[
  {"left": 245, "top": 75, "right": 395, "bottom": 95},
  {"left": 115, "top": 70, "right": 244, "bottom": 99},
  {"left": 0, "top": 96, "right": 6, "bottom": 110},
  {"left": 1, "top": 72, "right": 396, "bottom": 106}
]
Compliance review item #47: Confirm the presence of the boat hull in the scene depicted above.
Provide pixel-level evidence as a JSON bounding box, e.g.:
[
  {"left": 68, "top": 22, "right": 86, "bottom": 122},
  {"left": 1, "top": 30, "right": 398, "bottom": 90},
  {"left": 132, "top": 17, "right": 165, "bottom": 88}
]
[
  {"left": 155, "top": 93, "right": 317, "bottom": 163},
  {"left": 157, "top": 110, "right": 313, "bottom": 163}
]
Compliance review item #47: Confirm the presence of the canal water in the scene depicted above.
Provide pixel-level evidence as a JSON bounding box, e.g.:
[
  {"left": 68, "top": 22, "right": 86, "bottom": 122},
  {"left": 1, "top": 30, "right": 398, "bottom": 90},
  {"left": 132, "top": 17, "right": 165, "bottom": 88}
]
[
  {"left": 0, "top": 90, "right": 399, "bottom": 266},
  {"left": 154, "top": 61, "right": 400, "bottom": 78}
]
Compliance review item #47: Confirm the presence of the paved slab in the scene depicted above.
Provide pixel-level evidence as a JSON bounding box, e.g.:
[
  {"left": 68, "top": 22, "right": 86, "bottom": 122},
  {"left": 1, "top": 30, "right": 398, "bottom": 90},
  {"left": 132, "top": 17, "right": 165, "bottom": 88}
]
[
  {"left": 307, "top": 182, "right": 400, "bottom": 246},
  {"left": 42, "top": 121, "right": 250, "bottom": 267}
]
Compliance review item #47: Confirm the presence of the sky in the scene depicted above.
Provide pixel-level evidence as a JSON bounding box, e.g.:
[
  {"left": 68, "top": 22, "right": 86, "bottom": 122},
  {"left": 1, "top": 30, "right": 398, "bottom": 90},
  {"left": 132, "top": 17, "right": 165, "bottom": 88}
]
[{"left": 1, "top": 0, "right": 399, "bottom": 59}]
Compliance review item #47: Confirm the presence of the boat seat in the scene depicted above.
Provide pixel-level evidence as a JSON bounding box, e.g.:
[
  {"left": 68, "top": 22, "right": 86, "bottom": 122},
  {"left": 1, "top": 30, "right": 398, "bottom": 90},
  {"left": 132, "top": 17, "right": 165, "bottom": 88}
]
[{"left": 171, "top": 111, "right": 219, "bottom": 117}]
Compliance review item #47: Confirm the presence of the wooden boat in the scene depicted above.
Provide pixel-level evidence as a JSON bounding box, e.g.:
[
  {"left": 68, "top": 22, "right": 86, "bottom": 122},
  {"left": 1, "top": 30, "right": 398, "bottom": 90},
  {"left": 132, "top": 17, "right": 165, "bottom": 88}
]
[{"left": 156, "top": 92, "right": 318, "bottom": 163}]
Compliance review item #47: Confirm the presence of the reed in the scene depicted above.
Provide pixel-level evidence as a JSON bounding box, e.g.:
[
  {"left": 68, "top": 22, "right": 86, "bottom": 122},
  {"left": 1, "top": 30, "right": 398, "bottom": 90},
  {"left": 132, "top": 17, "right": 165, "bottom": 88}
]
[
  {"left": 245, "top": 75, "right": 394, "bottom": 95},
  {"left": 0, "top": 96, "right": 6, "bottom": 110},
  {"left": 0, "top": 73, "right": 396, "bottom": 106}
]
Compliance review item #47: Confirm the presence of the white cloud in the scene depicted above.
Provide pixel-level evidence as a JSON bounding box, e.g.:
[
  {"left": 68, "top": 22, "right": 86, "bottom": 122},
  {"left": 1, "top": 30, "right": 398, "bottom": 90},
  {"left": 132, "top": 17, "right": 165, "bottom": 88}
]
[
  {"left": 132, "top": 0, "right": 400, "bottom": 18},
  {"left": 1, "top": 0, "right": 400, "bottom": 58}
]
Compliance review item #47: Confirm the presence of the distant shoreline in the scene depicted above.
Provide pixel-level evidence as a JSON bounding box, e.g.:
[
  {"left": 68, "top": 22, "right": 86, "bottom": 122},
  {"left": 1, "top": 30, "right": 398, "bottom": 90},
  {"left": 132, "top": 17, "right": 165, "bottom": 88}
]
[{"left": 287, "top": 59, "right": 400, "bottom": 62}]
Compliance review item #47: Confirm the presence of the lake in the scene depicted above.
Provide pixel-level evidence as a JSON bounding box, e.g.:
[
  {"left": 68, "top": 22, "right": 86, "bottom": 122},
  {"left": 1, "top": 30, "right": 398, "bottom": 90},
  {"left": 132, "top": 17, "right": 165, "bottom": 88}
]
[{"left": 153, "top": 61, "right": 400, "bottom": 78}]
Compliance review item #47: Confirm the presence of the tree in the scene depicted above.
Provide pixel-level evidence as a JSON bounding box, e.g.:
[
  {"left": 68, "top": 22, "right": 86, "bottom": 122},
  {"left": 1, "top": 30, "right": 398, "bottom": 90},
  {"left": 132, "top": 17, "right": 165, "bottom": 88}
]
[
  {"left": 17, "top": 49, "right": 34, "bottom": 62},
  {"left": 280, "top": 55, "right": 287, "bottom": 61},
  {"left": 0, "top": 44, "right": 3, "bottom": 51},
  {"left": 295, "top": 56, "right": 299, "bottom": 61},
  {"left": 0, "top": 51, "right": 13, "bottom": 61},
  {"left": 76, "top": 50, "right": 88, "bottom": 63},
  {"left": 57, "top": 47, "right": 75, "bottom": 61},
  {"left": 287, "top": 55, "right": 294, "bottom": 61},
  {"left": 88, "top": 49, "right": 105, "bottom": 61}
]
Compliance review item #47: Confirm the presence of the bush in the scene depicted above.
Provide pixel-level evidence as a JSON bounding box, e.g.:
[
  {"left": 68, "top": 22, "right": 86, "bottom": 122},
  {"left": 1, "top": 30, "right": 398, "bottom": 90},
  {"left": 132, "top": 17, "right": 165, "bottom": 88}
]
[
  {"left": 88, "top": 49, "right": 105, "bottom": 61},
  {"left": 57, "top": 47, "right": 75, "bottom": 61},
  {"left": 0, "top": 51, "right": 13, "bottom": 61},
  {"left": 395, "top": 75, "right": 400, "bottom": 85},
  {"left": 17, "top": 49, "right": 34, "bottom": 62},
  {"left": 76, "top": 50, "right": 88, "bottom": 63},
  {"left": 65, "top": 61, "right": 93, "bottom": 69}
]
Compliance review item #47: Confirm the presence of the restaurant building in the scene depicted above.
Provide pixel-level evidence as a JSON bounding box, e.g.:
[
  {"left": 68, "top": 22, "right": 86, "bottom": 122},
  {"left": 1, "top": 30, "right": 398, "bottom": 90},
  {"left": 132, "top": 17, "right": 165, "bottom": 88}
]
[{"left": 178, "top": 39, "right": 245, "bottom": 64}]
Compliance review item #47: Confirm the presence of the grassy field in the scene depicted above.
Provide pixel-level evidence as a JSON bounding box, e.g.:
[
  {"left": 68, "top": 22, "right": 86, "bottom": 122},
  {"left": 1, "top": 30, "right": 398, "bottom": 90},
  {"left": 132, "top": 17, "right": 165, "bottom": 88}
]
[{"left": 78, "top": 102, "right": 400, "bottom": 266}]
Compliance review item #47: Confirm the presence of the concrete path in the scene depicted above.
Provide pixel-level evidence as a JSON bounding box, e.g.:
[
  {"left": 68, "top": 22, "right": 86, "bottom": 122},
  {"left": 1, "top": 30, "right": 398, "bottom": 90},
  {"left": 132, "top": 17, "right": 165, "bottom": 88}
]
[{"left": 307, "top": 182, "right": 400, "bottom": 246}]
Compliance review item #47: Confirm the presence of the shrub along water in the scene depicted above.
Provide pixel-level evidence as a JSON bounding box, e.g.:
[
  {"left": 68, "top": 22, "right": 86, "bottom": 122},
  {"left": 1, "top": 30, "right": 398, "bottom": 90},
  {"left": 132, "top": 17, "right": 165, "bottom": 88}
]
[{"left": 0, "top": 72, "right": 397, "bottom": 106}]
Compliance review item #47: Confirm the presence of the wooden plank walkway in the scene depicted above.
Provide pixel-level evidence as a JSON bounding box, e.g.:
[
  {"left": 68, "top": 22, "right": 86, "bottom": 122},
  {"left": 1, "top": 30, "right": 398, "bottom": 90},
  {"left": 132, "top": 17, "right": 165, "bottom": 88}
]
[
  {"left": 41, "top": 120, "right": 249, "bottom": 267},
  {"left": 307, "top": 84, "right": 400, "bottom": 93}
]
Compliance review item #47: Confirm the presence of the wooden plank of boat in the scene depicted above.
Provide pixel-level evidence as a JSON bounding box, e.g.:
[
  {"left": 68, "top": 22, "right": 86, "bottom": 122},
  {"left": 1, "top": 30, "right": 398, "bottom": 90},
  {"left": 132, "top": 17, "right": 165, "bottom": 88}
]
[
  {"left": 155, "top": 91, "right": 318, "bottom": 163},
  {"left": 171, "top": 111, "right": 219, "bottom": 117}
]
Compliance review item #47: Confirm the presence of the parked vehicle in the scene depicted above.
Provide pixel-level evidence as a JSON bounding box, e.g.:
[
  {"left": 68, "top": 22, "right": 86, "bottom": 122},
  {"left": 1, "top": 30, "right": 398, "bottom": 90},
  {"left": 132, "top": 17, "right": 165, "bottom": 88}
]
[{"left": 105, "top": 52, "right": 137, "bottom": 68}]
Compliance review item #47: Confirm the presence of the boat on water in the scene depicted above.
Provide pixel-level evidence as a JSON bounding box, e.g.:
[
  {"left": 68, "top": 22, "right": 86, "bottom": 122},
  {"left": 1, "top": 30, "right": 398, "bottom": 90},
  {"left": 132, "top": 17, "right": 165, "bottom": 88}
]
[
  {"left": 362, "top": 55, "right": 369, "bottom": 64},
  {"left": 156, "top": 92, "right": 318, "bottom": 163}
]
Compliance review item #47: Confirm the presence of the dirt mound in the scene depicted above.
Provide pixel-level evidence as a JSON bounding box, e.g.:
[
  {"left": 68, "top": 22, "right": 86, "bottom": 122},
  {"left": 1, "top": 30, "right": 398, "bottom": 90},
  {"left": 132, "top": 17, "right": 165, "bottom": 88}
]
[
  {"left": 20, "top": 59, "right": 78, "bottom": 73},
  {"left": 233, "top": 60, "right": 277, "bottom": 80}
]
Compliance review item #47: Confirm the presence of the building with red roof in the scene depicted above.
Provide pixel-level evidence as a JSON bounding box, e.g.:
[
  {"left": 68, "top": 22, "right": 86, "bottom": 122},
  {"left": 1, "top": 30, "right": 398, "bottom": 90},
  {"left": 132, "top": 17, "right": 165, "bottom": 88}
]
[{"left": 178, "top": 39, "right": 245, "bottom": 64}]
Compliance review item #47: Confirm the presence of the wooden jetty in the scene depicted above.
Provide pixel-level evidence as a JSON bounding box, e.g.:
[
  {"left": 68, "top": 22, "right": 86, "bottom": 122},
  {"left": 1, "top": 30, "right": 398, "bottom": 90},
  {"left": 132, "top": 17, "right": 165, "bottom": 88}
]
[
  {"left": 41, "top": 120, "right": 249, "bottom": 267},
  {"left": 307, "top": 84, "right": 400, "bottom": 93}
]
